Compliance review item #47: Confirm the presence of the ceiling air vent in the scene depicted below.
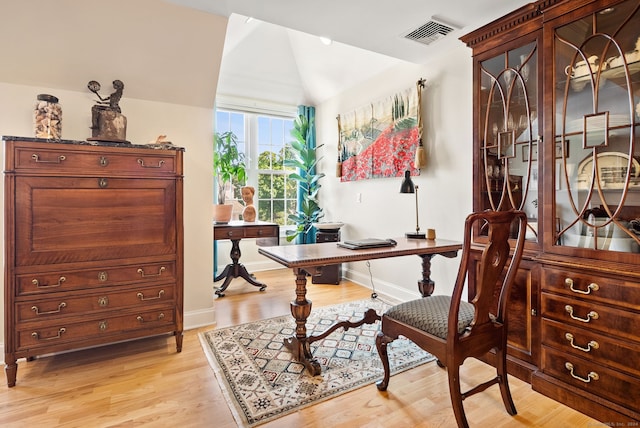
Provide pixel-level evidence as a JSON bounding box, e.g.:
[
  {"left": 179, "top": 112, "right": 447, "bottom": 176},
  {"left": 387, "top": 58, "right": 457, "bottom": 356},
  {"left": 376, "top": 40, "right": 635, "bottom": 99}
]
[{"left": 403, "top": 19, "right": 456, "bottom": 46}]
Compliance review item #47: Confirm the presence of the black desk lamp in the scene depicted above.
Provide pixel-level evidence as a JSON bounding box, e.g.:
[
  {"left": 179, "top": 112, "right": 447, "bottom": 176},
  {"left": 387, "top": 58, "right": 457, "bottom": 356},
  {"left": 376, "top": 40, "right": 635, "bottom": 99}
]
[{"left": 400, "top": 170, "right": 426, "bottom": 239}]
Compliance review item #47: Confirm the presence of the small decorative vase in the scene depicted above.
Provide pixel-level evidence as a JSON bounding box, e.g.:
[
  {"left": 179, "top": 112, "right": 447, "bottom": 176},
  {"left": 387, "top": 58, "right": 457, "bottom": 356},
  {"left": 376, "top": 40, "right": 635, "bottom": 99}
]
[{"left": 213, "top": 204, "right": 233, "bottom": 224}]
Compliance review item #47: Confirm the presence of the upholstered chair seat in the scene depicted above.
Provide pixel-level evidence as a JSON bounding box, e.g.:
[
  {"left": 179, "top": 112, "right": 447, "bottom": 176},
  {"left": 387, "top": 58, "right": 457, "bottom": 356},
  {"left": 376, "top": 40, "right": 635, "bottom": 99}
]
[{"left": 384, "top": 296, "right": 475, "bottom": 339}]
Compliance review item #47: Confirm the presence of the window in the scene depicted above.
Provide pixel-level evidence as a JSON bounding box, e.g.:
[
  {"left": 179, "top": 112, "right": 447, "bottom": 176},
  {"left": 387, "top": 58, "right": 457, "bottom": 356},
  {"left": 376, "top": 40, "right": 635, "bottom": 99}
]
[{"left": 215, "top": 109, "right": 297, "bottom": 227}]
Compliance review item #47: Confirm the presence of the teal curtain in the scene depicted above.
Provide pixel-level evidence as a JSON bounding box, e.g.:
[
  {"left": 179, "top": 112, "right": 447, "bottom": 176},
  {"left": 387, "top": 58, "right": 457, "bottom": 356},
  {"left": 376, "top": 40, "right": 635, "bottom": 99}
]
[{"left": 297, "top": 105, "right": 317, "bottom": 244}]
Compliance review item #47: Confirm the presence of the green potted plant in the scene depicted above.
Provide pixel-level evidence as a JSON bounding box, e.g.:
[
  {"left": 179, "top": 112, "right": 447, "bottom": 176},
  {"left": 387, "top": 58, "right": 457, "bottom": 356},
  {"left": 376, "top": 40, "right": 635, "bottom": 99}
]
[
  {"left": 285, "top": 115, "right": 325, "bottom": 243},
  {"left": 213, "top": 131, "right": 246, "bottom": 223}
]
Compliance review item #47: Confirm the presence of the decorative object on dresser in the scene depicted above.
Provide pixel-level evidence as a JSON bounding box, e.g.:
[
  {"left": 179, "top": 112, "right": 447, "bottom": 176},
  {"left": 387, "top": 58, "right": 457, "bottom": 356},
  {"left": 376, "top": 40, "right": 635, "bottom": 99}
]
[
  {"left": 461, "top": 0, "right": 640, "bottom": 423},
  {"left": 3, "top": 136, "right": 184, "bottom": 387},
  {"left": 87, "top": 79, "right": 128, "bottom": 143},
  {"left": 33, "top": 94, "right": 62, "bottom": 140}
]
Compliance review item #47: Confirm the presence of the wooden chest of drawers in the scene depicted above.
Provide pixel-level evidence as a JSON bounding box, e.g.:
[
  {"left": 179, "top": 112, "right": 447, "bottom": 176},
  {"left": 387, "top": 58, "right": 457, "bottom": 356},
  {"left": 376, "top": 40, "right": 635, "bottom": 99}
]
[
  {"left": 536, "top": 267, "right": 640, "bottom": 420},
  {"left": 3, "top": 137, "right": 184, "bottom": 387}
]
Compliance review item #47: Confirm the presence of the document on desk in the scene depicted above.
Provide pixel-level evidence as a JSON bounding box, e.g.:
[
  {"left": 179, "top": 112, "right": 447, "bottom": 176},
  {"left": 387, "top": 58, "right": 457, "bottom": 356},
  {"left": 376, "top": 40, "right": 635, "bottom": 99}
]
[{"left": 337, "top": 238, "right": 397, "bottom": 250}]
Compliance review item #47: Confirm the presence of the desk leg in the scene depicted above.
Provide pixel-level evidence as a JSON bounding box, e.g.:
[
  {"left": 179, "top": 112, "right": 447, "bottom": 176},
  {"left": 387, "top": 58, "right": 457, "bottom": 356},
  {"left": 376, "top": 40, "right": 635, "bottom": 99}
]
[
  {"left": 417, "top": 251, "right": 459, "bottom": 297},
  {"left": 214, "top": 239, "right": 267, "bottom": 297},
  {"left": 283, "top": 268, "right": 321, "bottom": 375},
  {"left": 283, "top": 268, "right": 381, "bottom": 376},
  {"left": 418, "top": 254, "right": 435, "bottom": 297}
]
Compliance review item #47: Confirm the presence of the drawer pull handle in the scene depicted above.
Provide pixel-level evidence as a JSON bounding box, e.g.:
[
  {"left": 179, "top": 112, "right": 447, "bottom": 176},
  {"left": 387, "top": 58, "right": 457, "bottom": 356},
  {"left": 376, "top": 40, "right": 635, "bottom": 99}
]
[
  {"left": 137, "top": 290, "right": 165, "bottom": 301},
  {"left": 564, "top": 333, "right": 599, "bottom": 352},
  {"left": 99, "top": 156, "right": 109, "bottom": 167},
  {"left": 98, "top": 296, "right": 109, "bottom": 307},
  {"left": 137, "top": 158, "right": 165, "bottom": 168},
  {"left": 31, "top": 153, "right": 66, "bottom": 164},
  {"left": 32, "top": 276, "right": 66, "bottom": 289},
  {"left": 98, "top": 271, "right": 108, "bottom": 282},
  {"left": 565, "top": 362, "right": 599, "bottom": 383},
  {"left": 565, "top": 305, "right": 598, "bottom": 323},
  {"left": 137, "top": 313, "right": 165, "bottom": 323},
  {"left": 98, "top": 178, "right": 108, "bottom": 188},
  {"left": 137, "top": 266, "right": 166, "bottom": 277},
  {"left": 565, "top": 278, "right": 599, "bottom": 294},
  {"left": 31, "top": 302, "right": 66, "bottom": 315},
  {"left": 31, "top": 328, "right": 66, "bottom": 341}
]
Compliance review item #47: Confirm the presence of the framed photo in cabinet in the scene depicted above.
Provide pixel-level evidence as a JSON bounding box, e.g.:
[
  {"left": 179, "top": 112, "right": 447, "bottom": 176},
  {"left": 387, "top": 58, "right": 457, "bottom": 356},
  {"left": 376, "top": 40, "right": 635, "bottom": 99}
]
[
  {"left": 522, "top": 143, "right": 537, "bottom": 162},
  {"left": 555, "top": 139, "right": 569, "bottom": 159}
]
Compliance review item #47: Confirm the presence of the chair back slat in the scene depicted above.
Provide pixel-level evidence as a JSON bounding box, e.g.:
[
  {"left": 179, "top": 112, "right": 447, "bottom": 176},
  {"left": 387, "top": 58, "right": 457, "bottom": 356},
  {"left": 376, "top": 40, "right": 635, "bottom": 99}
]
[{"left": 448, "top": 210, "right": 527, "bottom": 341}]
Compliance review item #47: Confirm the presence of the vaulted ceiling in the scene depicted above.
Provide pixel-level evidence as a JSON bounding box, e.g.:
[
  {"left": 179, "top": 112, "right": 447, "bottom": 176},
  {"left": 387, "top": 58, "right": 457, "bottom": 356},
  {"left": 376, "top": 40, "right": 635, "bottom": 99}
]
[
  {"left": 0, "top": 0, "right": 532, "bottom": 109},
  {"left": 170, "top": 0, "right": 532, "bottom": 106}
]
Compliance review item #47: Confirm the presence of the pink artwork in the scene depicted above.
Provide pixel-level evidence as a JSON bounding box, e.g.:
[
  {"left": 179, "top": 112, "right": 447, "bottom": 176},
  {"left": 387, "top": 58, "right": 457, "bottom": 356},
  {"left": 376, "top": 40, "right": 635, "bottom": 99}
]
[{"left": 339, "top": 86, "right": 421, "bottom": 181}]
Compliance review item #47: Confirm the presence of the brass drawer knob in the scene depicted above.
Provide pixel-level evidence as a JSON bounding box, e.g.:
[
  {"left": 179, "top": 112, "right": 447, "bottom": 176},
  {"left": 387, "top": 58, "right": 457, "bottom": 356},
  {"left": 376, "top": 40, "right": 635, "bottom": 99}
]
[
  {"left": 32, "top": 276, "right": 66, "bottom": 289},
  {"left": 137, "top": 158, "right": 165, "bottom": 168},
  {"left": 31, "top": 328, "right": 66, "bottom": 341},
  {"left": 31, "top": 153, "right": 66, "bottom": 164},
  {"left": 137, "top": 290, "right": 165, "bottom": 301},
  {"left": 137, "top": 313, "right": 165, "bottom": 323},
  {"left": 565, "top": 278, "right": 599, "bottom": 295},
  {"left": 564, "top": 332, "right": 599, "bottom": 352},
  {"left": 565, "top": 362, "right": 599, "bottom": 383},
  {"left": 31, "top": 302, "right": 66, "bottom": 316},
  {"left": 565, "top": 305, "right": 598, "bottom": 323},
  {"left": 137, "top": 267, "right": 166, "bottom": 278}
]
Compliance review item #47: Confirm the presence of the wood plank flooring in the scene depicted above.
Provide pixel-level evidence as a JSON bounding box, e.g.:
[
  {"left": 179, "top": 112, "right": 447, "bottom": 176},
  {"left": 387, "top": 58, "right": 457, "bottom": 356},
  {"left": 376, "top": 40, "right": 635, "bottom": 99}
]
[{"left": 0, "top": 269, "right": 599, "bottom": 427}]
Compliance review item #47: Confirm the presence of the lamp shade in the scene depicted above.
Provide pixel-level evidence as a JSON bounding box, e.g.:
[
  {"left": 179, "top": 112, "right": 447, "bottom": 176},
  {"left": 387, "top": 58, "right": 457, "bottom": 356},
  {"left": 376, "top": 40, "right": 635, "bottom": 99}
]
[{"left": 400, "top": 170, "right": 415, "bottom": 193}]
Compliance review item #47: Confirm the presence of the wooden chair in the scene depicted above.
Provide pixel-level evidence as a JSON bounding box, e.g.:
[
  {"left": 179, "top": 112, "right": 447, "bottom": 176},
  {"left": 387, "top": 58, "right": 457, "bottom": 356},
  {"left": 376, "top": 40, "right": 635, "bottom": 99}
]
[{"left": 375, "top": 210, "right": 527, "bottom": 428}]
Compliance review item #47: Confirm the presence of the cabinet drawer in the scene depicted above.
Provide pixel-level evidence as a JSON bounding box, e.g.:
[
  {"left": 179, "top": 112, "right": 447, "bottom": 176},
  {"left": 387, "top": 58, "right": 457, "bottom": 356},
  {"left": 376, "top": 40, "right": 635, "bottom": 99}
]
[
  {"left": 11, "top": 142, "right": 179, "bottom": 176},
  {"left": 17, "top": 308, "right": 175, "bottom": 351},
  {"left": 541, "top": 292, "right": 640, "bottom": 342},
  {"left": 244, "top": 225, "right": 278, "bottom": 238},
  {"left": 541, "top": 346, "right": 640, "bottom": 413},
  {"left": 16, "top": 261, "right": 176, "bottom": 296},
  {"left": 15, "top": 176, "right": 177, "bottom": 266},
  {"left": 214, "top": 224, "right": 279, "bottom": 240},
  {"left": 16, "top": 284, "right": 174, "bottom": 322},
  {"left": 542, "top": 268, "right": 640, "bottom": 309},
  {"left": 542, "top": 318, "right": 640, "bottom": 378}
]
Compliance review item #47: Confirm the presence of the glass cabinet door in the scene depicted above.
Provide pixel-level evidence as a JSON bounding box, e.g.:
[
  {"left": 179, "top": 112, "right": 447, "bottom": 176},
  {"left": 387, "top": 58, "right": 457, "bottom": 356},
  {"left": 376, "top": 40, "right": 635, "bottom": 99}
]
[
  {"left": 478, "top": 40, "right": 539, "bottom": 240},
  {"left": 553, "top": 0, "right": 640, "bottom": 254}
]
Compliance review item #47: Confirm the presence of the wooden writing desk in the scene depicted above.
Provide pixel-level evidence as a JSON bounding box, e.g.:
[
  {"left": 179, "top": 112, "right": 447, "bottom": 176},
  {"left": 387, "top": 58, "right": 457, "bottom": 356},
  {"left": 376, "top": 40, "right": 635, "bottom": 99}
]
[
  {"left": 214, "top": 221, "right": 279, "bottom": 297},
  {"left": 258, "top": 237, "right": 462, "bottom": 375}
]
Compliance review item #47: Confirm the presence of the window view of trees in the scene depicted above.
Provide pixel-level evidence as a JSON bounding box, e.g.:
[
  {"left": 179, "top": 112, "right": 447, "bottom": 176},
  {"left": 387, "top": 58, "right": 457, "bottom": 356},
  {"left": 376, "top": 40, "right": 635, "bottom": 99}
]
[{"left": 216, "top": 109, "right": 297, "bottom": 227}]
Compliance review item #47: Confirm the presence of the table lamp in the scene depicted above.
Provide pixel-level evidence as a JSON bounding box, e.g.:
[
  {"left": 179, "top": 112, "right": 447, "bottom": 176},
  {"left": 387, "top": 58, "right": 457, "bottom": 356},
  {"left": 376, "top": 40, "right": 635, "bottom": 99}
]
[{"left": 400, "top": 170, "right": 426, "bottom": 239}]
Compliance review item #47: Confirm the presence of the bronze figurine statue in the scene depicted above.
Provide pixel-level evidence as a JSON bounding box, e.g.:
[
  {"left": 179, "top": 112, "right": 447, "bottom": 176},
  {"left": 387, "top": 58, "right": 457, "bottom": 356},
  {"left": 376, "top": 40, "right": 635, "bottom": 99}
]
[{"left": 87, "top": 79, "right": 128, "bottom": 142}]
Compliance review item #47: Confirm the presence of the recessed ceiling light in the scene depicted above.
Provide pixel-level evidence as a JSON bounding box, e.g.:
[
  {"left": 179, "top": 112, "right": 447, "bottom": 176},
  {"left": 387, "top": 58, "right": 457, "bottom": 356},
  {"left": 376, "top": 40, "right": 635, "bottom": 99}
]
[{"left": 319, "top": 36, "right": 332, "bottom": 45}]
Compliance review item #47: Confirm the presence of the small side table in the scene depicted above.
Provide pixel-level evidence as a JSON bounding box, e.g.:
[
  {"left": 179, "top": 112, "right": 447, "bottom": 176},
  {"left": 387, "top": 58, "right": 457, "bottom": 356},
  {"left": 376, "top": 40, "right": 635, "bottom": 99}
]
[{"left": 213, "top": 220, "right": 279, "bottom": 297}]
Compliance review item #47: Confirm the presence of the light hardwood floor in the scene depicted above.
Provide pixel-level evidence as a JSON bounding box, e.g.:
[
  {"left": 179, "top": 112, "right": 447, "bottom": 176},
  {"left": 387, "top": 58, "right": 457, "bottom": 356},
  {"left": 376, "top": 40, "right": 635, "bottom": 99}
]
[{"left": 0, "top": 269, "right": 600, "bottom": 427}]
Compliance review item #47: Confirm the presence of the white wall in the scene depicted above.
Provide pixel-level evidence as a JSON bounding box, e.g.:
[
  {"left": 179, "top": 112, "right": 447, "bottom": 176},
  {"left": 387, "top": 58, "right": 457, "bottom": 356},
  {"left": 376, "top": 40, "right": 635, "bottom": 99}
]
[
  {"left": 315, "top": 44, "right": 474, "bottom": 300},
  {"left": 0, "top": 82, "right": 217, "bottom": 348}
]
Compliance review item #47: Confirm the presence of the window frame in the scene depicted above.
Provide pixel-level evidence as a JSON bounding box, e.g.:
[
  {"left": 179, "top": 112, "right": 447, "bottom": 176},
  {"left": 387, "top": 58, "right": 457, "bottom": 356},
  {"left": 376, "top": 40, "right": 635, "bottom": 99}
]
[{"left": 215, "top": 102, "right": 298, "bottom": 232}]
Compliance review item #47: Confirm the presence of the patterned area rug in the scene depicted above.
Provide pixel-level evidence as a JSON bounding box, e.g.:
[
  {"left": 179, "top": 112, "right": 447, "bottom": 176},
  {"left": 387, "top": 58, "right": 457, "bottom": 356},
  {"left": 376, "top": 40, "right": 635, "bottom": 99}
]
[{"left": 199, "top": 298, "right": 435, "bottom": 427}]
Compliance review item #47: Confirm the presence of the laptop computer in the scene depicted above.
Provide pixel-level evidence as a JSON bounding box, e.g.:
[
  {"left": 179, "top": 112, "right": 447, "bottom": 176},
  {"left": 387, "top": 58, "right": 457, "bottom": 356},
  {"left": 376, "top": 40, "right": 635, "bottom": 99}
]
[{"left": 337, "top": 238, "right": 397, "bottom": 250}]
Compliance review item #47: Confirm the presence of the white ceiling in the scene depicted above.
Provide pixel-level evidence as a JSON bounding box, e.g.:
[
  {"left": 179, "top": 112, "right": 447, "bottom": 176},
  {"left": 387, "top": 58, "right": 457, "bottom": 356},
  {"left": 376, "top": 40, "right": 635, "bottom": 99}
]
[
  {"left": 0, "top": 0, "right": 532, "bottom": 109},
  {"left": 169, "top": 0, "right": 532, "bottom": 105}
]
